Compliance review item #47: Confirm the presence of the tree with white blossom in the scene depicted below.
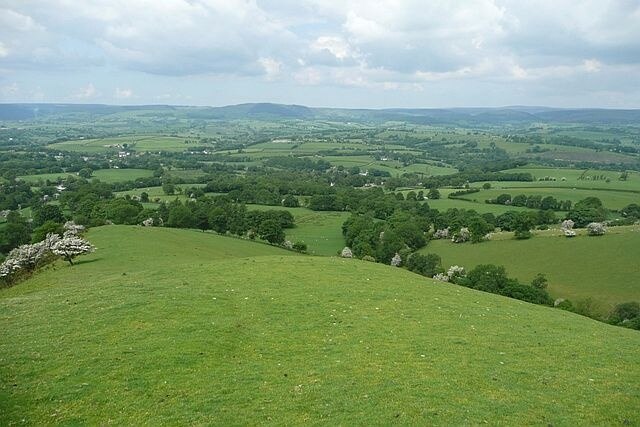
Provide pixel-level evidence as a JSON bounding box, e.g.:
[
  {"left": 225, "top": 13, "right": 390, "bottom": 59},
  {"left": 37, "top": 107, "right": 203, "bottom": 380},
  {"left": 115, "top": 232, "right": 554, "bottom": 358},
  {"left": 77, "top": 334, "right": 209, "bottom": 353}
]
[
  {"left": 451, "top": 227, "right": 470, "bottom": 243},
  {"left": 52, "top": 236, "right": 95, "bottom": 265},
  {"left": 561, "top": 219, "right": 576, "bottom": 237},
  {"left": 63, "top": 220, "right": 85, "bottom": 236},
  {"left": 0, "top": 241, "right": 48, "bottom": 283},
  {"left": 433, "top": 265, "right": 466, "bottom": 283},
  {"left": 586, "top": 222, "right": 606, "bottom": 236},
  {"left": 390, "top": 253, "right": 402, "bottom": 267},
  {"left": 341, "top": 247, "right": 353, "bottom": 258}
]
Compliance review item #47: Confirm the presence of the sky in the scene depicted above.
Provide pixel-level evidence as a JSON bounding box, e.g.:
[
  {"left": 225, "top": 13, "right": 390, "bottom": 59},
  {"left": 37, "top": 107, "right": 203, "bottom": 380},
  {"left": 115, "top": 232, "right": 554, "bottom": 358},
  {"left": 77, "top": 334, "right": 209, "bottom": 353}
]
[{"left": 1, "top": 0, "right": 639, "bottom": 108}]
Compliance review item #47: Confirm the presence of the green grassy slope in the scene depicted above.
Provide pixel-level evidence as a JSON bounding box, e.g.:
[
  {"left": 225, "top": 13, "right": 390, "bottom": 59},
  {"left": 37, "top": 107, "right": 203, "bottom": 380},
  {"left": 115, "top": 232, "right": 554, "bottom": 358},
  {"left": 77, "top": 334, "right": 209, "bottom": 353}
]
[
  {"left": 423, "top": 228, "right": 640, "bottom": 307},
  {"left": 1, "top": 226, "right": 639, "bottom": 425}
]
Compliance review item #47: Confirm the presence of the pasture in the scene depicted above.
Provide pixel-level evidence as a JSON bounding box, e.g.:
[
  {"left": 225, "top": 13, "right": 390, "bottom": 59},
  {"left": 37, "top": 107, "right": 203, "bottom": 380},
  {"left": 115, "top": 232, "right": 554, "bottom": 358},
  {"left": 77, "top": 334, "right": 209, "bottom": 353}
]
[
  {"left": 1, "top": 225, "right": 638, "bottom": 425},
  {"left": 48, "top": 135, "right": 204, "bottom": 153},
  {"left": 422, "top": 226, "right": 640, "bottom": 308},
  {"left": 246, "top": 205, "right": 349, "bottom": 256},
  {"left": 19, "top": 168, "right": 154, "bottom": 184}
]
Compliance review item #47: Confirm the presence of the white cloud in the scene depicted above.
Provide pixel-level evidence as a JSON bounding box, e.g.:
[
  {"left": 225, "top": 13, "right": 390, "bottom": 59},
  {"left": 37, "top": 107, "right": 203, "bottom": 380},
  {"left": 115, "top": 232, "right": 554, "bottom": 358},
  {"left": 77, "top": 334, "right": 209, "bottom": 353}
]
[
  {"left": 583, "top": 59, "right": 602, "bottom": 73},
  {"left": 0, "top": 0, "right": 638, "bottom": 106},
  {"left": 258, "top": 57, "right": 282, "bottom": 80},
  {"left": 0, "top": 42, "right": 9, "bottom": 58},
  {"left": 72, "top": 83, "right": 98, "bottom": 100},
  {"left": 311, "top": 36, "right": 354, "bottom": 60},
  {"left": 115, "top": 87, "right": 133, "bottom": 98},
  {"left": 0, "top": 82, "right": 20, "bottom": 97}
]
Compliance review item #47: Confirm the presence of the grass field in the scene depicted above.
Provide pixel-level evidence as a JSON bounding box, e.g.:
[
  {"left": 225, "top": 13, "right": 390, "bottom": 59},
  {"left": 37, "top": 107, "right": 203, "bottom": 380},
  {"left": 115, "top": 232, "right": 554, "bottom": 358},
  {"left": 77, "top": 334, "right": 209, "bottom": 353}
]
[
  {"left": 476, "top": 187, "right": 639, "bottom": 210},
  {"left": 500, "top": 166, "right": 640, "bottom": 192},
  {"left": 422, "top": 227, "right": 640, "bottom": 308},
  {"left": 49, "top": 136, "right": 203, "bottom": 153},
  {"left": 19, "top": 168, "right": 154, "bottom": 184},
  {"left": 1, "top": 225, "right": 638, "bottom": 425},
  {"left": 246, "top": 205, "right": 349, "bottom": 256}
]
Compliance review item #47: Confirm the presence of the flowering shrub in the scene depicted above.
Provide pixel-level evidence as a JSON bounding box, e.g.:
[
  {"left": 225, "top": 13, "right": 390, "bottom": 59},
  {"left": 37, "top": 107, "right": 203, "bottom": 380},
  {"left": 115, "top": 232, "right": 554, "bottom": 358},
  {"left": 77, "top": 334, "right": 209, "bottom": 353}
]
[
  {"left": 433, "top": 265, "right": 466, "bottom": 283},
  {"left": 341, "top": 247, "right": 353, "bottom": 258},
  {"left": 433, "top": 228, "right": 450, "bottom": 239},
  {"left": 283, "top": 240, "right": 293, "bottom": 250},
  {"left": 586, "top": 222, "right": 606, "bottom": 236},
  {"left": 390, "top": 253, "right": 402, "bottom": 267},
  {"left": 142, "top": 217, "right": 154, "bottom": 227},
  {"left": 451, "top": 227, "right": 470, "bottom": 243},
  {"left": 1, "top": 236, "right": 60, "bottom": 284},
  {"left": 561, "top": 219, "right": 576, "bottom": 237}
]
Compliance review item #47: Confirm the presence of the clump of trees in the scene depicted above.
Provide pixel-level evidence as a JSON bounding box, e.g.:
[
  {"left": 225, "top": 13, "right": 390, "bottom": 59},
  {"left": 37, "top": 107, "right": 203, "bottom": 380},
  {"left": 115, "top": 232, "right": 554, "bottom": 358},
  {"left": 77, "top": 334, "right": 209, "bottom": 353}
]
[
  {"left": 565, "top": 197, "right": 607, "bottom": 227},
  {"left": 433, "top": 263, "right": 552, "bottom": 305},
  {"left": 451, "top": 264, "right": 553, "bottom": 305},
  {"left": 487, "top": 194, "right": 572, "bottom": 211}
]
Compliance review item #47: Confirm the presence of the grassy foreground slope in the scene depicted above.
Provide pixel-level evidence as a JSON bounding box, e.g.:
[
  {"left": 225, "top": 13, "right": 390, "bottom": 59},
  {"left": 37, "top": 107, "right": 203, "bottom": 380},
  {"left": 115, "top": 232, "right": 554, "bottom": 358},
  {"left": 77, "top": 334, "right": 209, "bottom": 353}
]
[{"left": 1, "top": 227, "right": 639, "bottom": 425}]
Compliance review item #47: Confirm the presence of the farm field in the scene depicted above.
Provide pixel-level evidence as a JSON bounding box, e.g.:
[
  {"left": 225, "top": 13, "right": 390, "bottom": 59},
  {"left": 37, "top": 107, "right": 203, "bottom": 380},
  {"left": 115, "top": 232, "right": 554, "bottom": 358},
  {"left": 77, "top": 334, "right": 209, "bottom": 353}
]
[
  {"left": 425, "top": 197, "right": 533, "bottom": 214},
  {"left": 1, "top": 225, "right": 638, "bottom": 425},
  {"left": 19, "top": 168, "right": 154, "bottom": 184},
  {"left": 48, "top": 135, "right": 204, "bottom": 153},
  {"left": 246, "top": 205, "right": 349, "bottom": 256},
  {"left": 500, "top": 167, "right": 640, "bottom": 191},
  {"left": 422, "top": 227, "right": 640, "bottom": 308},
  {"left": 476, "top": 187, "right": 639, "bottom": 210}
]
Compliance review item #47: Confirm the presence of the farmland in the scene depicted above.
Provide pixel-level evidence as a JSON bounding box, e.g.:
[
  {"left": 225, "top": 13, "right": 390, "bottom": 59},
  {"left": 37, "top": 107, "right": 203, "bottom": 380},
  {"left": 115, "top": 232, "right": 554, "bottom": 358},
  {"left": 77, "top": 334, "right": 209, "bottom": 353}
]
[
  {"left": 19, "top": 168, "right": 154, "bottom": 184},
  {"left": 422, "top": 226, "right": 640, "bottom": 309}
]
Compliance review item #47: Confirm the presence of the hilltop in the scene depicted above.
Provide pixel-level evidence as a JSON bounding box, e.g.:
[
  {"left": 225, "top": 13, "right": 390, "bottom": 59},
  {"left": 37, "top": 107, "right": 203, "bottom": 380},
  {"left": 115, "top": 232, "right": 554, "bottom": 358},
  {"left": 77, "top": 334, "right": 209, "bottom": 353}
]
[
  {"left": 2, "top": 102, "right": 640, "bottom": 125},
  {"left": 1, "top": 226, "right": 638, "bottom": 425}
]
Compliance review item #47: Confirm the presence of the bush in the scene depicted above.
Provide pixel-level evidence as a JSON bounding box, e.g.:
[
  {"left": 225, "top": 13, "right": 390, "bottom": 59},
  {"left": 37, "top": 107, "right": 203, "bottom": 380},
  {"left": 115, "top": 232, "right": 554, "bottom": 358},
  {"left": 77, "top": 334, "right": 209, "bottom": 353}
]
[
  {"left": 341, "top": 247, "right": 353, "bottom": 258},
  {"left": 451, "top": 227, "right": 470, "bottom": 243},
  {"left": 406, "top": 253, "right": 442, "bottom": 277},
  {"left": 608, "top": 302, "right": 640, "bottom": 328},
  {"left": 586, "top": 222, "right": 606, "bottom": 236},
  {"left": 292, "top": 242, "right": 307, "bottom": 253}
]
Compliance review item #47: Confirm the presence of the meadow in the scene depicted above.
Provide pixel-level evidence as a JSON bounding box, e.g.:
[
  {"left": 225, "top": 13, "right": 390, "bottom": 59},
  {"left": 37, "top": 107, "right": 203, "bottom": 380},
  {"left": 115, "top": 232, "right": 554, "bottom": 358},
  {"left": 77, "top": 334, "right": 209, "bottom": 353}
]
[
  {"left": 19, "top": 168, "right": 154, "bottom": 184},
  {"left": 422, "top": 226, "right": 640, "bottom": 309},
  {"left": 247, "top": 205, "right": 350, "bottom": 256},
  {"left": 1, "top": 226, "right": 638, "bottom": 425},
  {"left": 48, "top": 135, "right": 205, "bottom": 153}
]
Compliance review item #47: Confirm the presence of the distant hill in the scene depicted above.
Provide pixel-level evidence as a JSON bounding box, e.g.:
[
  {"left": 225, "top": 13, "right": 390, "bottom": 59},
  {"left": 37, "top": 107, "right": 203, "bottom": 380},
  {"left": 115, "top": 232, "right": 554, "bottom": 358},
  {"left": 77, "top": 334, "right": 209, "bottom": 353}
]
[
  {"left": 1, "top": 102, "right": 639, "bottom": 125},
  {"left": 1, "top": 225, "right": 639, "bottom": 424}
]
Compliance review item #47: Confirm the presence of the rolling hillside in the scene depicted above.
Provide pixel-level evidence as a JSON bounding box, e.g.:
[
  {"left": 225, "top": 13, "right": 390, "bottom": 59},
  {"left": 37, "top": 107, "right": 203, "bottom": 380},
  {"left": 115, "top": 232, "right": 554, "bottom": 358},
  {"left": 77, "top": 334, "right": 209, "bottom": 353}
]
[{"left": 1, "top": 226, "right": 638, "bottom": 425}]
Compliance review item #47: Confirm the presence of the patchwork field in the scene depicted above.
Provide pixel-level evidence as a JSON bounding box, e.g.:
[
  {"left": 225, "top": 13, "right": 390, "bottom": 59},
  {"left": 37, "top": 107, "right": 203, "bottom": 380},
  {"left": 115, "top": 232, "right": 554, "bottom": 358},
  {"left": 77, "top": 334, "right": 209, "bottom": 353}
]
[{"left": 1, "top": 226, "right": 638, "bottom": 425}]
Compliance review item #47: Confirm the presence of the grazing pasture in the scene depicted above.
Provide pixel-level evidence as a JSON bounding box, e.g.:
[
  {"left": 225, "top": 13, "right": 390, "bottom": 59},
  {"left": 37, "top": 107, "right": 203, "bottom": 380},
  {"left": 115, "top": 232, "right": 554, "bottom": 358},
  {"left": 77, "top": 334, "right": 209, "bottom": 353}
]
[
  {"left": 49, "top": 135, "right": 204, "bottom": 153},
  {"left": 247, "top": 205, "right": 349, "bottom": 256},
  {"left": 19, "top": 168, "right": 154, "bottom": 184},
  {"left": 423, "top": 226, "right": 640, "bottom": 308},
  {"left": 1, "top": 226, "right": 638, "bottom": 425}
]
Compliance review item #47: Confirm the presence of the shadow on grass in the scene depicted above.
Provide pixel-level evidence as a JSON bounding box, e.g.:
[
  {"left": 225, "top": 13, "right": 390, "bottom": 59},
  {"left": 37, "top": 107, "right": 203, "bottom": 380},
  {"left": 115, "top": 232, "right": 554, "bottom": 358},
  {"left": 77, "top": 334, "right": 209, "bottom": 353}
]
[{"left": 73, "top": 258, "right": 102, "bottom": 266}]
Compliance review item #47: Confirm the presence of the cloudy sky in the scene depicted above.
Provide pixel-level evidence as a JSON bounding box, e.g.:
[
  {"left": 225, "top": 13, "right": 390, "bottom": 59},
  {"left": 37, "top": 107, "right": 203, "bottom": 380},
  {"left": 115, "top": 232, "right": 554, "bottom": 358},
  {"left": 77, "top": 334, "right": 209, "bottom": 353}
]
[{"left": 1, "top": 0, "right": 639, "bottom": 108}]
